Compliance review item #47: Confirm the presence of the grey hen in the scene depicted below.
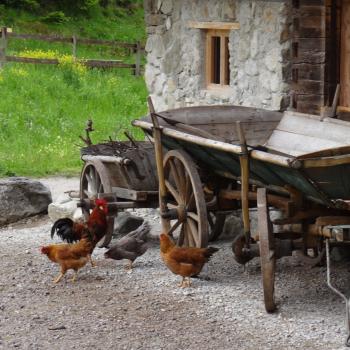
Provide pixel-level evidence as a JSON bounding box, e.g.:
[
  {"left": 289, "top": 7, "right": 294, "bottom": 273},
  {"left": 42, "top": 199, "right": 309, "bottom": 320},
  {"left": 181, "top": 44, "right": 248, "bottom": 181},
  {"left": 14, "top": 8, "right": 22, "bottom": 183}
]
[{"left": 104, "top": 221, "right": 150, "bottom": 270}]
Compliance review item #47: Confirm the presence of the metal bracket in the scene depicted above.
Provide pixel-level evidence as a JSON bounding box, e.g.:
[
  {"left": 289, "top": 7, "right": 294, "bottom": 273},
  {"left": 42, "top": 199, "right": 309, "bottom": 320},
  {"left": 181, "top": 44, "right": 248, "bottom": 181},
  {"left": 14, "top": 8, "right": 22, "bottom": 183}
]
[{"left": 325, "top": 239, "right": 350, "bottom": 347}]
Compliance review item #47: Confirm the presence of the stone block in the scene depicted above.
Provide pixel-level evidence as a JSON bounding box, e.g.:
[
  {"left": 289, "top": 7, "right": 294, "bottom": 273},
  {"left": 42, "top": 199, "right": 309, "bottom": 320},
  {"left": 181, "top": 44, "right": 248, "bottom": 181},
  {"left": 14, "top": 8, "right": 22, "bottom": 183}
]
[
  {"left": 161, "top": 0, "right": 173, "bottom": 15},
  {"left": 145, "top": 14, "right": 167, "bottom": 26}
]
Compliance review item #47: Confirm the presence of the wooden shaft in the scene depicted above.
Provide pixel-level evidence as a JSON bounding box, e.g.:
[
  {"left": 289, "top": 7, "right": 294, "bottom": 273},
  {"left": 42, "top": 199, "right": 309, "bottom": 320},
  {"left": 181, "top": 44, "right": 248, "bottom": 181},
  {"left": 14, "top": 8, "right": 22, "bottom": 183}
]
[
  {"left": 236, "top": 121, "right": 251, "bottom": 245},
  {"left": 147, "top": 97, "right": 170, "bottom": 232},
  {"left": 330, "top": 83, "right": 340, "bottom": 117},
  {"left": 0, "top": 27, "right": 6, "bottom": 69},
  {"left": 219, "top": 189, "right": 289, "bottom": 212},
  {"left": 135, "top": 41, "right": 141, "bottom": 76},
  {"left": 72, "top": 35, "right": 77, "bottom": 59}
]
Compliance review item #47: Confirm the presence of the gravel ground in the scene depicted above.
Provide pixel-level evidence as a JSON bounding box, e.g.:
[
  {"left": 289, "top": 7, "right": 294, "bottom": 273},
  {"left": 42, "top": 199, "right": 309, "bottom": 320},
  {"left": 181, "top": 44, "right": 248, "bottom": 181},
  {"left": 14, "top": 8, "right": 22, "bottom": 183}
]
[{"left": 0, "top": 177, "right": 350, "bottom": 350}]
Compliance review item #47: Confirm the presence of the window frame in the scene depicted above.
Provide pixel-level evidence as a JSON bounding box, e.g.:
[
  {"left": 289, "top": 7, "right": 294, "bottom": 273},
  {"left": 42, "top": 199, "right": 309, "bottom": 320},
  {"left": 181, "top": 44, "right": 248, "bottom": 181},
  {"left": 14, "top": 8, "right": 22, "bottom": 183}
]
[{"left": 205, "top": 29, "right": 230, "bottom": 89}]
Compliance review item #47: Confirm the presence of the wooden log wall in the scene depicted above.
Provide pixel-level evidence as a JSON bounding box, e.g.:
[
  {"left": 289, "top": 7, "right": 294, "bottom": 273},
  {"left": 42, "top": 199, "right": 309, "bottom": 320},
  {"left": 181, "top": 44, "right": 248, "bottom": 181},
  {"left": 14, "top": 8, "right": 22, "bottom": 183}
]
[{"left": 291, "top": 0, "right": 339, "bottom": 114}]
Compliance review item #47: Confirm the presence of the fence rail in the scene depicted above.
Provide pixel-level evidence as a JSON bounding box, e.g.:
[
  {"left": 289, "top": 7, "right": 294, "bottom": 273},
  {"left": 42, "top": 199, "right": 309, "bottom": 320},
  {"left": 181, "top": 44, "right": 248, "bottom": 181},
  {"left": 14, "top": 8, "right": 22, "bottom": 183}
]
[{"left": 0, "top": 27, "right": 143, "bottom": 75}]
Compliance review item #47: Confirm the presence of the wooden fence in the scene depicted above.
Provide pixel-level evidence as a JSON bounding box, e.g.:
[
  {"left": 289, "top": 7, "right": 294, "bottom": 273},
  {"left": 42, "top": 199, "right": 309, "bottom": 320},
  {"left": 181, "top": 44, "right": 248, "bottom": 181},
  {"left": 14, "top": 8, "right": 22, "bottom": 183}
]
[{"left": 0, "top": 27, "right": 143, "bottom": 75}]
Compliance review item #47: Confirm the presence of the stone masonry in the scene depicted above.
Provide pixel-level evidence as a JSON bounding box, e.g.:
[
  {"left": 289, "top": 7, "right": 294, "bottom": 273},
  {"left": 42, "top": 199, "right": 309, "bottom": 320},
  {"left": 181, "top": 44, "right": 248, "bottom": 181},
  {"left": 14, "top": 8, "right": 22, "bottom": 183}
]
[{"left": 144, "top": 0, "right": 292, "bottom": 112}]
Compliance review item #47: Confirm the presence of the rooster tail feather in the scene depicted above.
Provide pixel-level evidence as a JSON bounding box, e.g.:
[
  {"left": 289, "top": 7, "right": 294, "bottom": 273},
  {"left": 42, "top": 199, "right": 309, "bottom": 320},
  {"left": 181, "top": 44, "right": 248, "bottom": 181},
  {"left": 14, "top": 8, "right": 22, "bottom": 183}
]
[{"left": 50, "top": 218, "right": 80, "bottom": 243}]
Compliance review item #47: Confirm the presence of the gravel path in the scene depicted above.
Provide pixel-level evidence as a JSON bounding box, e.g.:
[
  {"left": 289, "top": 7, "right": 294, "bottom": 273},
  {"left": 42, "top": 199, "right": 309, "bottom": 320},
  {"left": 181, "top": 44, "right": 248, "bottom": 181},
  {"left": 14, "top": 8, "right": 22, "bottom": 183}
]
[{"left": 0, "top": 177, "right": 349, "bottom": 350}]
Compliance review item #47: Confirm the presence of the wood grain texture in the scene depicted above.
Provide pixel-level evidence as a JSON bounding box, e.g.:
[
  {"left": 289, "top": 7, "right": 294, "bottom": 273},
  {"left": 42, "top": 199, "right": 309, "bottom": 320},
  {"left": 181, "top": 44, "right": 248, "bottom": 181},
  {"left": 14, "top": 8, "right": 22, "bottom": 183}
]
[{"left": 340, "top": 0, "right": 350, "bottom": 107}]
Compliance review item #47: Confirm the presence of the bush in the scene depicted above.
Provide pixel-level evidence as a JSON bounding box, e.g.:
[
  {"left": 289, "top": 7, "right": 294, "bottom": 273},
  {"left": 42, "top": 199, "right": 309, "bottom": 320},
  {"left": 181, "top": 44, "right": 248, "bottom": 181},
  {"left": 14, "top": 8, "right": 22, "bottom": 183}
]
[{"left": 41, "top": 11, "right": 68, "bottom": 24}]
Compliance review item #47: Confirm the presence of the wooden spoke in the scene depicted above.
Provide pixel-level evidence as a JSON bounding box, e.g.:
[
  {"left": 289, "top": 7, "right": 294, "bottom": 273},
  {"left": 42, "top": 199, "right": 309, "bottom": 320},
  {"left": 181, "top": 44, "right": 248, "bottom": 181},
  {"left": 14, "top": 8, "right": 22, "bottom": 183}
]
[
  {"left": 80, "top": 160, "right": 114, "bottom": 248},
  {"left": 168, "top": 220, "right": 181, "bottom": 236},
  {"left": 165, "top": 180, "right": 182, "bottom": 204},
  {"left": 187, "top": 218, "right": 200, "bottom": 247},
  {"left": 161, "top": 150, "right": 208, "bottom": 248},
  {"left": 187, "top": 212, "right": 199, "bottom": 222},
  {"left": 174, "top": 158, "right": 186, "bottom": 197},
  {"left": 84, "top": 189, "right": 94, "bottom": 198},
  {"left": 169, "top": 159, "right": 183, "bottom": 194},
  {"left": 167, "top": 203, "right": 178, "bottom": 209},
  {"left": 187, "top": 192, "right": 195, "bottom": 210},
  {"left": 184, "top": 173, "right": 191, "bottom": 202}
]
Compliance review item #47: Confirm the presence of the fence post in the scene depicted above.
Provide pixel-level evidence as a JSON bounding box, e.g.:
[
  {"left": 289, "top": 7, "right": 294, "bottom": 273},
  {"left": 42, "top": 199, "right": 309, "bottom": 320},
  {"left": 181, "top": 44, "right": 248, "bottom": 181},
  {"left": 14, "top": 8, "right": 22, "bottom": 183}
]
[
  {"left": 72, "top": 35, "right": 77, "bottom": 60},
  {"left": 135, "top": 41, "right": 141, "bottom": 76},
  {"left": 0, "top": 27, "right": 7, "bottom": 69}
]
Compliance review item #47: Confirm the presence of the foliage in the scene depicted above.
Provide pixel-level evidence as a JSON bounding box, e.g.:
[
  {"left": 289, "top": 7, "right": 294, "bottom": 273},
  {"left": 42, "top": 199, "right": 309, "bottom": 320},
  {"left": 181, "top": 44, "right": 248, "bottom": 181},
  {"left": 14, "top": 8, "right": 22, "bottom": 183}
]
[
  {"left": 41, "top": 11, "right": 68, "bottom": 24},
  {"left": 0, "top": 3, "right": 147, "bottom": 177}
]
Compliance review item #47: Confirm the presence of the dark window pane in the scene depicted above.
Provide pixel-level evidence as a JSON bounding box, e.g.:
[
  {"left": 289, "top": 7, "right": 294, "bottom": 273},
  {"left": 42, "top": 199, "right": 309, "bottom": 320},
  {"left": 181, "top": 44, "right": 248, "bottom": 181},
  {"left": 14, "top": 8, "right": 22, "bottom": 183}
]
[
  {"left": 225, "top": 37, "right": 230, "bottom": 85},
  {"left": 212, "top": 36, "right": 221, "bottom": 84}
]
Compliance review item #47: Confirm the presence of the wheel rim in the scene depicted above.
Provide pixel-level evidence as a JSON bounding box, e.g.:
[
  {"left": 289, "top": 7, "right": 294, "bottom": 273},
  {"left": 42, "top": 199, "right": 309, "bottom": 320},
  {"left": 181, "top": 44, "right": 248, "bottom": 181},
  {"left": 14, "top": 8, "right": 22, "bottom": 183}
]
[
  {"left": 162, "top": 150, "right": 208, "bottom": 248},
  {"left": 80, "top": 160, "right": 114, "bottom": 248}
]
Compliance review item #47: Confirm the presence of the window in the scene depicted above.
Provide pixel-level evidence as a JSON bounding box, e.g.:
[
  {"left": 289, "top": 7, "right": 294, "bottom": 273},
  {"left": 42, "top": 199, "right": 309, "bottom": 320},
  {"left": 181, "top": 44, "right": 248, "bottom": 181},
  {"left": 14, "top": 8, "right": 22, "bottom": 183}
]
[{"left": 206, "top": 29, "right": 230, "bottom": 87}]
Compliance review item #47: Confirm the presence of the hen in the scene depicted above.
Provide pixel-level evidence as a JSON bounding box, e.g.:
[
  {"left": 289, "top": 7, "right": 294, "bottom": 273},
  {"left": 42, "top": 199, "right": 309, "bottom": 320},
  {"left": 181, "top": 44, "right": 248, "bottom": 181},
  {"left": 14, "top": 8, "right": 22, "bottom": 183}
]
[
  {"left": 160, "top": 233, "right": 219, "bottom": 287},
  {"left": 104, "top": 221, "right": 149, "bottom": 270},
  {"left": 41, "top": 229, "right": 93, "bottom": 283},
  {"left": 50, "top": 198, "right": 108, "bottom": 266}
]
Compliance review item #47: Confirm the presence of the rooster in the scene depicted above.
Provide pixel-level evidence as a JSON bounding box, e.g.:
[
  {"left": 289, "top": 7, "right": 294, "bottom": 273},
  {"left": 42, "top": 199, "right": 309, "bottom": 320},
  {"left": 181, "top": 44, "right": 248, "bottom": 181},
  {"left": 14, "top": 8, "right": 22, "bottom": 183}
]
[
  {"left": 104, "top": 221, "right": 149, "bottom": 270},
  {"left": 160, "top": 233, "right": 219, "bottom": 288},
  {"left": 50, "top": 198, "right": 108, "bottom": 266}
]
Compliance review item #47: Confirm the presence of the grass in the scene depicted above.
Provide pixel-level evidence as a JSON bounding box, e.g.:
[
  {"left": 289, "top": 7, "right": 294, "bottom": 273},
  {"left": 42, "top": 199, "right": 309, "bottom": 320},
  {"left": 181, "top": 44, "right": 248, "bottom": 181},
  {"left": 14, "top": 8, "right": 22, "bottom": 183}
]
[{"left": 0, "top": 4, "right": 148, "bottom": 177}]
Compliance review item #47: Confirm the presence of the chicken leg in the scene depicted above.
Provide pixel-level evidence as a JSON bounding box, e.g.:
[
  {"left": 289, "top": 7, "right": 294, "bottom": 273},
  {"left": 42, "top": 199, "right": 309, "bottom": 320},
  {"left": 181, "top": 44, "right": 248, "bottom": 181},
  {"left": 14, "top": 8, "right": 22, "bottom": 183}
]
[
  {"left": 53, "top": 267, "right": 66, "bottom": 284},
  {"left": 71, "top": 270, "right": 78, "bottom": 282},
  {"left": 124, "top": 260, "right": 133, "bottom": 270},
  {"left": 89, "top": 255, "right": 96, "bottom": 267}
]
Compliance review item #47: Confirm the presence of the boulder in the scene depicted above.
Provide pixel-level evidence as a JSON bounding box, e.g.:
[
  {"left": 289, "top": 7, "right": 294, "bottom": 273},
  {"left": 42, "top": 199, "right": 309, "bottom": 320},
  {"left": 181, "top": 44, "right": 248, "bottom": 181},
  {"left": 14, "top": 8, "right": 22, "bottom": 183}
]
[
  {"left": 48, "top": 193, "right": 83, "bottom": 222},
  {"left": 113, "top": 212, "right": 144, "bottom": 238},
  {"left": 0, "top": 177, "right": 52, "bottom": 226}
]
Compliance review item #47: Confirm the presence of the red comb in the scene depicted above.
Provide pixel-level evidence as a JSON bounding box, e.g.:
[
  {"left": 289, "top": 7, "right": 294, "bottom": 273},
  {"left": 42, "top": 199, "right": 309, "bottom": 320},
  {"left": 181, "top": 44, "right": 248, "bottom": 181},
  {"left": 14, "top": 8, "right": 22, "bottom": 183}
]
[{"left": 95, "top": 198, "right": 107, "bottom": 206}]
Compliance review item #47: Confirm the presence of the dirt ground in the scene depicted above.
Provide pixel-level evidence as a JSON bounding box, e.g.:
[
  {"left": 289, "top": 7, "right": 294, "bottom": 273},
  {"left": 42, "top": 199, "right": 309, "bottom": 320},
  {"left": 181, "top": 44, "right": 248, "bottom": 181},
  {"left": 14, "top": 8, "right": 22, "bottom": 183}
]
[{"left": 0, "top": 177, "right": 349, "bottom": 350}]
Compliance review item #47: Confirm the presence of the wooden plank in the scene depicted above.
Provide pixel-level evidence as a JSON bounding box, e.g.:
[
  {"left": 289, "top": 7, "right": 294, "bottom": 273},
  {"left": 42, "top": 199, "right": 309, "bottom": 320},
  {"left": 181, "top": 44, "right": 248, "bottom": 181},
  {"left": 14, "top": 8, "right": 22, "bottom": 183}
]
[
  {"left": 266, "top": 130, "right": 347, "bottom": 156},
  {"left": 188, "top": 21, "right": 240, "bottom": 30},
  {"left": 7, "top": 32, "right": 138, "bottom": 49},
  {"left": 0, "top": 26, "right": 7, "bottom": 69},
  {"left": 111, "top": 187, "right": 157, "bottom": 201},
  {"left": 265, "top": 112, "right": 350, "bottom": 156},
  {"left": 6, "top": 56, "right": 59, "bottom": 64},
  {"left": 292, "top": 79, "right": 324, "bottom": 94},
  {"left": 5, "top": 55, "right": 133, "bottom": 69},
  {"left": 292, "top": 63, "right": 325, "bottom": 81},
  {"left": 340, "top": 0, "right": 350, "bottom": 107},
  {"left": 9, "top": 33, "right": 71, "bottom": 43}
]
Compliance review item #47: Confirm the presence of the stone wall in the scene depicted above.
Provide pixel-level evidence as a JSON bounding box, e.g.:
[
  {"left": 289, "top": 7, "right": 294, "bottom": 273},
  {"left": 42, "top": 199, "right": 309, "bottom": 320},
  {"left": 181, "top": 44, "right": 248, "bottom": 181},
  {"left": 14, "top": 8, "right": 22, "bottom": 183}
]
[{"left": 144, "top": 0, "right": 292, "bottom": 112}]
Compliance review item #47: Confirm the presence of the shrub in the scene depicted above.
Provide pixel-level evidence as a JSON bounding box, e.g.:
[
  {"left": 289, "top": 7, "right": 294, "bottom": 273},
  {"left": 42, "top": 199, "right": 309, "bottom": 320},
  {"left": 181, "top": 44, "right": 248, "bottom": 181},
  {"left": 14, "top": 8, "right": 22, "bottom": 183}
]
[{"left": 41, "top": 11, "right": 68, "bottom": 24}]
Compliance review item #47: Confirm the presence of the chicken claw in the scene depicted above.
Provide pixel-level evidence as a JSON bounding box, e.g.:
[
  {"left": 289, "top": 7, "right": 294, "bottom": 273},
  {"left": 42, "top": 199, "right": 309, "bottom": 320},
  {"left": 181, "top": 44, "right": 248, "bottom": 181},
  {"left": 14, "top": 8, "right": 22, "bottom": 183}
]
[
  {"left": 53, "top": 272, "right": 64, "bottom": 284},
  {"left": 71, "top": 271, "right": 78, "bottom": 282},
  {"left": 124, "top": 260, "right": 133, "bottom": 270},
  {"left": 178, "top": 277, "right": 191, "bottom": 288},
  {"left": 89, "top": 255, "right": 96, "bottom": 268}
]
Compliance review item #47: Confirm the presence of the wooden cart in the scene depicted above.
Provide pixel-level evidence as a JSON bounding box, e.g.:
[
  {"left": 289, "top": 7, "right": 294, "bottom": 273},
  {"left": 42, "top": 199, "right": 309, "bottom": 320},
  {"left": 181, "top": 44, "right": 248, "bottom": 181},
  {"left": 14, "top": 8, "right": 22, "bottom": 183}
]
[{"left": 132, "top": 99, "right": 350, "bottom": 320}]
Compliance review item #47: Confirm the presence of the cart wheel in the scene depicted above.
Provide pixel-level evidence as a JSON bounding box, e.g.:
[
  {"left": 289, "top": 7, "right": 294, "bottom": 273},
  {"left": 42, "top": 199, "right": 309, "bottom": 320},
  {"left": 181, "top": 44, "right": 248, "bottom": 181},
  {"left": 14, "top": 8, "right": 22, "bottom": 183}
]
[
  {"left": 257, "top": 188, "right": 276, "bottom": 313},
  {"left": 162, "top": 150, "right": 208, "bottom": 248},
  {"left": 208, "top": 212, "right": 226, "bottom": 241},
  {"left": 80, "top": 160, "right": 114, "bottom": 248}
]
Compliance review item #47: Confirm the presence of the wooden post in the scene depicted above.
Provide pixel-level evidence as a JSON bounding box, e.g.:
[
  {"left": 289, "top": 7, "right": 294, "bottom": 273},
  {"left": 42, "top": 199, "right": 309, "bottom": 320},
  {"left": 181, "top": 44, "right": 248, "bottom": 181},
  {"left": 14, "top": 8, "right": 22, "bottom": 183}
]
[
  {"left": 135, "top": 41, "right": 141, "bottom": 76},
  {"left": 236, "top": 121, "right": 251, "bottom": 248},
  {"left": 72, "top": 35, "right": 77, "bottom": 59},
  {"left": 0, "top": 27, "right": 7, "bottom": 69},
  {"left": 147, "top": 96, "right": 170, "bottom": 232}
]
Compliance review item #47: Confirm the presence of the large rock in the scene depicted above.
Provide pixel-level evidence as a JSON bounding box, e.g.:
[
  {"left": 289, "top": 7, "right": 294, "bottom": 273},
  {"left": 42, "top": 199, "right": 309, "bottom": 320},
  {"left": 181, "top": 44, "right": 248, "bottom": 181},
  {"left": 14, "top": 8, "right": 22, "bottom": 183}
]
[
  {"left": 113, "top": 212, "right": 144, "bottom": 238},
  {"left": 48, "top": 193, "right": 83, "bottom": 222},
  {"left": 0, "top": 177, "right": 52, "bottom": 226}
]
